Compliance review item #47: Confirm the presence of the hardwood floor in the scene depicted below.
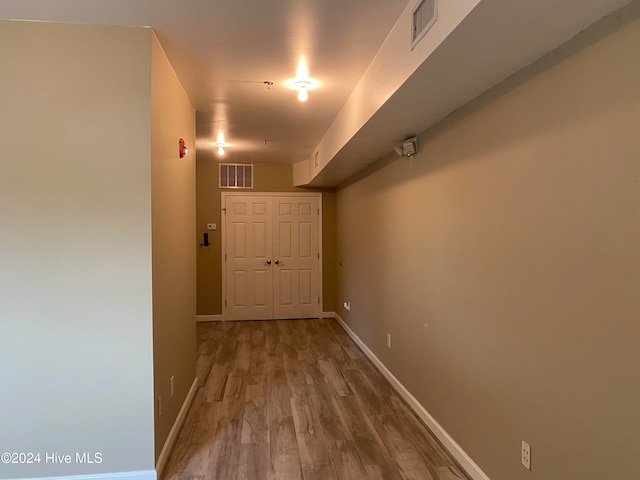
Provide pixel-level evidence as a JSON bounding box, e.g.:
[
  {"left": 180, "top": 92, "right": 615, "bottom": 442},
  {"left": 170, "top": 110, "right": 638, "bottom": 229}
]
[{"left": 163, "top": 319, "right": 470, "bottom": 480}]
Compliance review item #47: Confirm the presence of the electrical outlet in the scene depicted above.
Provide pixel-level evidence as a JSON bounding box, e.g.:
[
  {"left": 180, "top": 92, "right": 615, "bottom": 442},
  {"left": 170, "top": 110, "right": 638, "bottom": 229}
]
[
  {"left": 387, "top": 333, "right": 392, "bottom": 349},
  {"left": 158, "top": 396, "right": 162, "bottom": 417},
  {"left": 521, "top": 440, "right": 531, "bottom": 470},
  {"left": 343, "top": 301, "right": 351, "bottom": 312},
  {"left": 170, "top": 376, "right": 175, "bottom": 397}
]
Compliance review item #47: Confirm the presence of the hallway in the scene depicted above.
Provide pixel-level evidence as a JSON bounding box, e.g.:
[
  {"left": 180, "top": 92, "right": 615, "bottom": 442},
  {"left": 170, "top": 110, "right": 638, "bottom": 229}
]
[{"left": 163, "top": 319, "right": 469, "bottom": 480}]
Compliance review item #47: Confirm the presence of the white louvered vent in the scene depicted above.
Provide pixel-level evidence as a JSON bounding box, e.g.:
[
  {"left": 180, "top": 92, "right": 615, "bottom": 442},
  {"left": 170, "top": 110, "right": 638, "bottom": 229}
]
[
  {"left": 411, "top": 0, "right": 438, "bottom": 50},
  {"left": 220, "top": 163, "right": 253, "bottom": 189}
]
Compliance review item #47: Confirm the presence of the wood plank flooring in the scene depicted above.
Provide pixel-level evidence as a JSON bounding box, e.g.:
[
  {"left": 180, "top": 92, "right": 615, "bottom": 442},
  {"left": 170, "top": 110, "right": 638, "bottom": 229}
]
[{"left": 163, "top": 319, "right": 470, "bottom": 480}]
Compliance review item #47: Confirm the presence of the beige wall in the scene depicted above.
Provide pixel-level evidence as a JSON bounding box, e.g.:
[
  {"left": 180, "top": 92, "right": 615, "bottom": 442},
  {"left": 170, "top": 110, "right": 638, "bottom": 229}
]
[
  {"left": 196, "top": 154, "right": 336, "bottom": 315},
  {"left": 150, "top": 33, "right": 196, "bottom": 461},
  {"left": 336, "top": 7, "right": 639, "bottom": 480},
  {"left": 0, "top": 21, "right": 155, "bottom": 477}
]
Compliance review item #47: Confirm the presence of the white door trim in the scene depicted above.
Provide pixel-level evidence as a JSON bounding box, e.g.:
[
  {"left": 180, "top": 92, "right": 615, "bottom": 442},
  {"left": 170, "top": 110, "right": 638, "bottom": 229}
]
[{"left": 221, "top": 191, "right": 323, "bottom": 321}]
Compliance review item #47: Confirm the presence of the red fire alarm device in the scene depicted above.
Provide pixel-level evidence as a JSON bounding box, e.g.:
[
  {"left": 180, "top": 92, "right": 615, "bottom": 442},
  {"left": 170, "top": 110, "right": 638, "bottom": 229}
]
[{"left": 179, "top": 138, "right": 188, "bottom": 158}]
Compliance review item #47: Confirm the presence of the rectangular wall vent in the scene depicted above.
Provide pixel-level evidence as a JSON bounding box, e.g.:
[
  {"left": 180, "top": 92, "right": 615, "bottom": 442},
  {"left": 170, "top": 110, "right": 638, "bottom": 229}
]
[
  {"left": 220, "top": 163, "right": 253, "bottom": 189},
  {"left": 411, "top": 0, "right": 438, "bottom": 50}
]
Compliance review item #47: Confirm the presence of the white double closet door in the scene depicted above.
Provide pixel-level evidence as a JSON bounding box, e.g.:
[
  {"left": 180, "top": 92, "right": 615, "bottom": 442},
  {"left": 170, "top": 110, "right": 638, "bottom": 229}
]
[{"left": 223, "top": 193, "right": 321, "bottom": 321}]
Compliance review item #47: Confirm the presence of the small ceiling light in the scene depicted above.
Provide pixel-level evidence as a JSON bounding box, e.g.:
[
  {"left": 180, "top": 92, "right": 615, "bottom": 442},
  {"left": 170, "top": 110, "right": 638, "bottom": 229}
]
[
  {"left": 295, "top": 80, "right": 310, "bottom": 102},
  {"left": 285, "top": 56, "right": 320, "bottom": 103},
  {"left": 214, "top": 131, "right": 228, "bottom": 157}
]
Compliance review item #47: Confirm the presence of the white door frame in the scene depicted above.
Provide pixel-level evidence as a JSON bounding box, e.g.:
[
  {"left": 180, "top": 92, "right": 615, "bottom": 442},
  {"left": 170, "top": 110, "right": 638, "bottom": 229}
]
[{"left": 221, "top": 191, "right": 323, "bottom": 321}]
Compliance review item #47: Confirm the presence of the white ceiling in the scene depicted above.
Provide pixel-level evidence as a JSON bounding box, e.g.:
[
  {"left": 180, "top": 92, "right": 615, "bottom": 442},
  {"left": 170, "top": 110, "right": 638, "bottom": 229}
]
[
  {"left": 1, "top": 0, "right": 634, "bottom": 185},
  {"left": 0, "top": 0, "right": 410, "bottom": 164},
  {"left": 304, "top": 0, "right": 634, "bottom": 186}
]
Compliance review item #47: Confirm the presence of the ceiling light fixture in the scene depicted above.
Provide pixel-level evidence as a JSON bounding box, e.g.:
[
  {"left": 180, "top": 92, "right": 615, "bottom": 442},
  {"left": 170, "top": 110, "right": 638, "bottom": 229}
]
[
  {"left": 294, "top": 80, "right": 311, "bottom": 102},
  {"left": 214, "top": 131, "right": 229, "bottom": 157},
  {"left": 285, "top": 57, "right": 320, "bottom": 103}
]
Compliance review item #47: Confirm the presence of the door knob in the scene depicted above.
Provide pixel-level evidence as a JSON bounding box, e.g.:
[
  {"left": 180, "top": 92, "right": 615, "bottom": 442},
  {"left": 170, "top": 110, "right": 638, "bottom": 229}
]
[
  {"left": 265, "top": 260, "right": 272, "bottom": 265},
  {"left": 274, "top": 260, "right": 280, "bottom": 265}
]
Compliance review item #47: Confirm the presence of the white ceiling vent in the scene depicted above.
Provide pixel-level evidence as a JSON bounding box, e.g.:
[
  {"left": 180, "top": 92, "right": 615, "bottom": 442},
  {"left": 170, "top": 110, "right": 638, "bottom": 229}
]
[
  {"left": 411, "top": 0, "right": 438, "bottom": 50},
  {"left": 220, "top": 163, "right": 253, "bottom": 189}
]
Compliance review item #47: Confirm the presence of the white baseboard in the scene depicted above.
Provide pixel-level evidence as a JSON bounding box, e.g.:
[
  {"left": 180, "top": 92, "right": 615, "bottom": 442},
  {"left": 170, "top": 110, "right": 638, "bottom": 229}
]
[
  {"left": 13, "top": 471, "right": 157, "bottom": 480},
  {"left": 334, "top": 314, "right": 490, "bottom": 480},
  {"left": 199, "top": 313, "right": 337, "bottom": 322},
  {"left": 196, "top": 315, "right": 222, "bottom": 322},
  {"left": 155, "top": 377, "right": 199, "bottom": 478}
]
